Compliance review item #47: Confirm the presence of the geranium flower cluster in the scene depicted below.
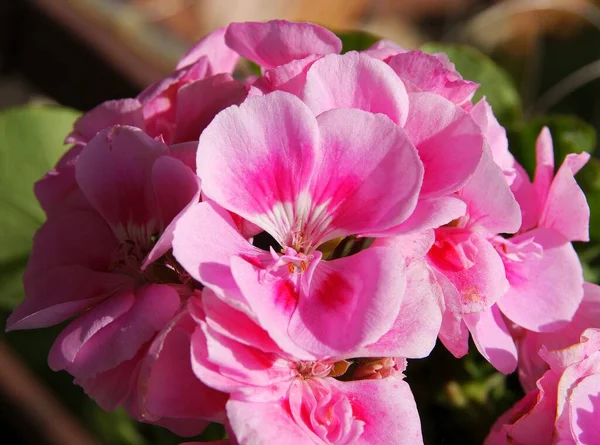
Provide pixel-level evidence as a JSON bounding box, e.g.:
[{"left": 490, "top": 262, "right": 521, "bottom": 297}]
[{"left": 7, "top": 20, "right": 597, "bottom": 444}]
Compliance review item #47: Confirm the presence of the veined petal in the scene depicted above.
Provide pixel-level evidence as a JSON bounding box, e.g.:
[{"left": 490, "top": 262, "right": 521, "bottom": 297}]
[
  {"left": 405, "top": 92, "right": 484, "bottom": 198},
  {"left": 225, "top": 20, "right": 341, "bottom": 70},
  {"left": 303, "top": 52, "right": 410, "bottom": 126},
  {"left": 288, "top": 246, "right": 406, "bottom": 356},
  {"left": 196, "top": 92, "right": 319, "bottom": 242}
]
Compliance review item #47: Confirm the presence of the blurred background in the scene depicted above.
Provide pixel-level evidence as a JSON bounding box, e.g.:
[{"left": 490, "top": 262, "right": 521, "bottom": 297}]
[{"left": 0, "top": 1, "right": 599, "bottom": 444}]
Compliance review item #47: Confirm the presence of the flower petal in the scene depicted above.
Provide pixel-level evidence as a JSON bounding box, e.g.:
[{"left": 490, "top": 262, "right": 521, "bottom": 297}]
[
  {"left": 302, "top": 52, "right": 410, "bottom": 125},
  {"left": 225, "top": 20, "right": 341, "bottom": 69}
]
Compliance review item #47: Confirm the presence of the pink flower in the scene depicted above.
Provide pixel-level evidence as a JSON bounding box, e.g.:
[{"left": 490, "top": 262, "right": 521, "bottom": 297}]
[
  {"left": 190, "top": 290, "right": 424, "bottom": 445},
  {"left": 6, "top": 126, "right": 223, "bottom": 431},
  {"left": 486, "top": 328, "right": 600, "bottom": 445},
  {"left": 427, "top": 147, "right": 522, "bottom": 373},
  {"left": 516, "top": 282, "right": 600, "bottom": 391},
  {"left": 173, "top": 91, "right": 426, "bottom": 357}
]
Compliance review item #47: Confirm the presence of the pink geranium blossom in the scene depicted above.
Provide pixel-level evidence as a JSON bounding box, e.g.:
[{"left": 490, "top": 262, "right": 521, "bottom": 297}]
[
  {"left": 7, "top": 126, "right": 224, "bottom": 433},
  {"left": 486, "top": 328, "right": 600, "bottom": 445},
  {"left": 173, "top": 91, "right": 426, "bottom": 357},
  {"left": 190, "top": 290, "right": 424, "bottom": 445}
]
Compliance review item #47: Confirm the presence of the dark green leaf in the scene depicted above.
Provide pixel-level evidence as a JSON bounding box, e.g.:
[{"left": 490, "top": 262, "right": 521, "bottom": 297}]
[{"left": 335, "top": 30, "right": 381, "bottom": 53}]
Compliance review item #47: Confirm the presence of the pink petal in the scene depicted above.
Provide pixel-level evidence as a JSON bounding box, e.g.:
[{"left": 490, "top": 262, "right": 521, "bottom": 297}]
[
  {"left": 227, "top": 396, "right": 315, "bottom": 445},
  {"left": 533, "top": 127, "right": 555, "bottom": 202},
  {"left": 196, "top": 321, "right": 293, "bottom": 402},
  {"left": 469, "top": 99, "right": 516, "bottom": 184},
  {"left": 252, "top": 55, "right": 320, "bottom": 96},
  {"left": 172, "top": 201, "right": 267, "bottom": 312},
  {"left": 225, "top": 20, "right": 341, "bottom": 70},
  {"left": 459, "top": 147, "right": 521, "bottom": 234},
  {"left": 382, "top": 196, "right": 467, "bottom": 235},
  {"left": 196, "top": 92, "right": 318, "bottom": 238},
  {"left": 357, "top": 260, "right": 444, "bottom": 358},
  {"left": 65, "top": 98, "right": 145, "bottom": 145},
  {"left": 173, "top": 74, "right": 248, "bottom": 144},
  {"left": 539, "top": 153, "right": 590, "bottom": 242},
  {"left": 434, "top": 269, "right": 470, "bottom": 358},
  {"left": 136, "top": 307, "right": 227, "bottom": 424},
  {"left": 498, "top": 228, "right": 584, "bottom": 332},
  {"left": 48, "top": 284, "right": 181, "bottom": 378},
  {"left": 75, "top": 348, "right": 145, "bottom": 411},
  {"left": 329, "top": 377, "right": 424, "bottom": 445},
  {"left": 485, "top": 371, "right": 558, "bottom": 445},
  {"left": 287, "top": 246, "right": 407, "bottom": 356},
  {"left": 388, "top": 50, "right": 478, "bottom": 106},
  {"left": 310, "top": 107, "right": 423, "bottom": 239},
  {"left": 7, "top": 210, "right": 127, "bottom": 330},
  {"left": 142, "top": 156, "right": 201, "bottom": 267},
  {"left": 75, "top": 126, "right": 169, "bottom": 229},
  {"left": 568, "top": 373, "right": 600, "bottom": 445},
  {"left": 429, "top": 231, "right": 509, "bottom": 314},
  {"left": 229, "top": 255, "right": 318, "bottom": 360},
  {"left": 177, "top": 26, "right": 240, "bottom": 73},
  {"left": 302, "top": 52, "right": 410, "bottom": 126},
  {"left": 404, "top": 92, "right": 484, "bottom": 197},
  {"left": 510, "top": 163, "right": 539, "bottom": 232},
  {"left": 464, "top": 305, "right": 518, "bottom": 374},
  {"left": 34, "top": 145, "right": 84, "bottom": 215}
]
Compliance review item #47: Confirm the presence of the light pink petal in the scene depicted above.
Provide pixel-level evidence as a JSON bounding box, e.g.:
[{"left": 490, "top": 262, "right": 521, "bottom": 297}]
[
  {"left": 302, "top": 52, "right": 410, "bottom": 125},
  {"left": 484, "top": 371, "right": 559, "bottom": 445},
  {"left": 464, "top": 305, "right": 518, "bottom": 374},
  {"left": 510, "top": 163, "right": 539, "bottom": 232},
  {"left": 227, "top": 397, "right": 315, "bottom": 445},
  {"left": 404, "top": 92, "right": 484, "bottom": 197},
  {"left": 568, "top": 373, "right": 600, "bottom": 445},
  {"left": 202, "top": 289, "right": 282, "bottom": 355},
  {"left": 381, "top": 196, "right": 466, "bottom": 235},
  {"left": 330, "top": 377, "right": 424, "bottom": 445},
  {"left": 459, "top": 147, "right": 521, "bottom": 234},
  {"left": 225, "top": 20, "right": 341, "bottom": 70},
  {"left": 429, "top": 231, "right": 509, "bottom": 314},
  {"left": 136, "top": 307, "right": 227, "bottom": 424},
  {"left": 251, "top": 55, "right": 320, "bottom": 96},
  {"left": 362, "top": 39, "right": 406, "bottom": 61},
  {"left": 173, "top": 73, "right": 248, "bottom": 144},
  {"left": 433, "top": 269, "right": 470, "bottom": 358},
  {"left": 469, "top": 98, "right": 516, "bottom": 184},
  {"left": 172, "top": 201, "right": 267, "bottom": 312},
  {"left": 388, "top": 50, "right": 478, "bottom": 106},
  {"left": 539, "top": 153, "right": 590, "bottom": 242},
  {"left": 309, "top": 108, "right": 423, "bottom": 240},
  {"left": 49, "top": 284, "right": 181, "bottom": 378},
  {"left": 142, "top": 156, "right": 201, "bottom": 267},
  {"left": 357, "top": 260, "right": 444, "bottom": 358},
  {"left": 533, "top": 127, "right": 555, "bottom": 203},
  {"left": 288, "top": 246, "right": 406, "bottom": 356},
  {"left": 65, "top": 98, "right": 145, "bottom": 145},
  {"left": 196, "top": 321, "right": 293, "bottom": 402},
  {"left": 498, "top": 228, "right": 584, "bottom": 332},
  {"left": 229, "top": 256, "right": 317, "bottom": 360},
  {"left": 75, "top": 126, "right": 169, "bottom": 229},
  {"left": 177, "top": 26, "right": 240, "bottom": 73},
  {"left": 554, "top": 350, "right": 600, "bottom": 441},
  {"left": 196, "top": 92, "right": 318, "bottom": 239}
]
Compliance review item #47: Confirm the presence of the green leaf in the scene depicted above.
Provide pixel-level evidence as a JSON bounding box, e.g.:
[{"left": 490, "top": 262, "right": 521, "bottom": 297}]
[
  {"left": 334, "top": 30, "right": 381, "bottom": 53},
  {"left": 0, "top": 105, "right": 80, "bottom": 309},
  {"left": 507, "top": 114, "right": 596, "bottom": 178},
  {"left": 421, "top": 43, "right": 522, "bottom": 124}
]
